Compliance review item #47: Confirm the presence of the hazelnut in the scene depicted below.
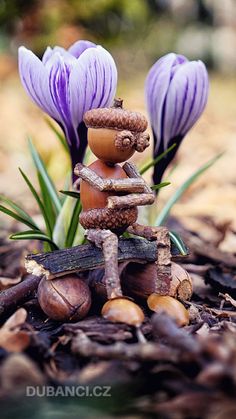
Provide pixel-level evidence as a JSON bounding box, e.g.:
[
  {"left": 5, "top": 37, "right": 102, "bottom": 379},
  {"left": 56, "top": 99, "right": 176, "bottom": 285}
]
[
  {"left": 147, "top": 294, "right": 189, "bottom": 327},
  {"left": 102, "top": 297, "right": 144, "bottom": 326},
  {"left": 37, "top": 275, "right": 91, "bottom": 322}
]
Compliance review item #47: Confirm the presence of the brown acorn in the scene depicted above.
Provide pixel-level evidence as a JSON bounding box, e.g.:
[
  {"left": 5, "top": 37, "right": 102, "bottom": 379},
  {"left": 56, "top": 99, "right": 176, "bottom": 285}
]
[
  {"left": 37, "top": 275, "right": 91, "bottom": 322},
  {"left": 80, "top": 159, "right": 127, "bottom": 211},
  {"left": 84, "top": 98, "right": 149, "bottom": 164},
  {"left": 88, "top": 128, "right": 135, "bottom": 163},
  {"left": 147, "top": 294, "right": 189, "bottom": 327},
  {"left": 102, "top": 297, "right": 144, "bottom": 326}
]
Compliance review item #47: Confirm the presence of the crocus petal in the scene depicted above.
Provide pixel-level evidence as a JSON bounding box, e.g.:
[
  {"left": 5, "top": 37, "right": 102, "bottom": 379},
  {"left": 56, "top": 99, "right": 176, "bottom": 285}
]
[
  {"left": 18, "top": 46, "right": 61, "bottom": 122},
  {"left": 68, "top": 40, "right": 96, "bottom": 58},
  {"left": 163, "top": 61, "right": 198, "bottom": 149},
  {"left": 145, "top": 53, "right": 209, "bottom": 152},
  {"left": 145, "top": 52, "right": 209, "bottom": 187},
  {"left": 19, "top": 41, "right": 118, "bottom": 177},
  {"left": 181, "top": 61, "right": 209, "bottom": 135},
  {"left": 145, "top": 53, "right": 188, "bottom": 154},
  {"left": 42, "top": 46, "right": 75, "bottom": 65},
  {"left": 69, "top": 46, "right": 117, "bottom": 130},
  {"left": 46, "top": 52, "right": 76, "bottom": 129}
]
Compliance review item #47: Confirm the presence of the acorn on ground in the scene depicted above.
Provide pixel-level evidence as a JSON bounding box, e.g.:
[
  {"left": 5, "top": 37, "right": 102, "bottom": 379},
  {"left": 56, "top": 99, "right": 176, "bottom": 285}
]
[
  {"left": 147, "top": 294, "right": 189, "bottom": 327},
  {"left": 102, "top": 297, "right": 144, "bottom": 327}
]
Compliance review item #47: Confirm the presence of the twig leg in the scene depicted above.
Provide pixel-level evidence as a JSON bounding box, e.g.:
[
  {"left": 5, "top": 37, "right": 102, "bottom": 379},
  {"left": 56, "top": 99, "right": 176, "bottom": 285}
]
[
  {"left": 86, "top": 229, "right": 122, "bottom": 299},
  {"left": 127, "top": 223, "right": 172, "bottom": 295}
]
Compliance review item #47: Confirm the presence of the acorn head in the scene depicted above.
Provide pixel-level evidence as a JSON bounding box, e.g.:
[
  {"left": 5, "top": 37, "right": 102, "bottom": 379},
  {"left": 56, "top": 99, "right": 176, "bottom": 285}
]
[{"left": 84, "top": 99, "right": 150, "bottom": 163}]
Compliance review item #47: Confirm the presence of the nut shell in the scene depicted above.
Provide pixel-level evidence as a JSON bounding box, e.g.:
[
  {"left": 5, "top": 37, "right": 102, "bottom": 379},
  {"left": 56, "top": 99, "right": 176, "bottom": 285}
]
[
  {"left": 102, "top": 297, "right": 144, "bottom": 326},
  {"left": 147, "top": 294, "right": 189, "bottom": 327},
  {"left": 38, "top": 275, "right": 91, "bottom": 322}
]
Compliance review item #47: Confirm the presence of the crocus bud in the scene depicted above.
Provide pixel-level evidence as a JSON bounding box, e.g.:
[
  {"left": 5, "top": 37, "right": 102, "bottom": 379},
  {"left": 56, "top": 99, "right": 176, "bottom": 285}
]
[
  {"left": 18, "top": 41, "right": 117, "bottom": 179},
  {"left": 145, "top": 53, "right": 209, "bottom": 185}
]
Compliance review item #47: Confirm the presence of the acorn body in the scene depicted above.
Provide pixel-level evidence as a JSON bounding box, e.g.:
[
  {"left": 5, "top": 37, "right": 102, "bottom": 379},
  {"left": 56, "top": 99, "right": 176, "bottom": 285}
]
[
  {"left": 80, "top": 160, "right": 127, "bottom": 210},
  {"left": 79, "top": 159, "right": 138, "bottom": 233}
]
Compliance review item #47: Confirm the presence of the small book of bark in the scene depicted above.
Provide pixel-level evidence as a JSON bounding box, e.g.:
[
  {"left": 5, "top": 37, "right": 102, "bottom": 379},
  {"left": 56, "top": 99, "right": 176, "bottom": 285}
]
[{"left": 25, "top": 237, "right": 187, "bottom": 280}]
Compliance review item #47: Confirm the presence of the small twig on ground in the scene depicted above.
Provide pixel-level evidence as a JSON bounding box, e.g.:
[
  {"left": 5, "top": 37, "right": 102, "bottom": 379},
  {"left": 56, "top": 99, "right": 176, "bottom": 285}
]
[{"left": 0, "top": 274, "right": 41, "bottom": 316}]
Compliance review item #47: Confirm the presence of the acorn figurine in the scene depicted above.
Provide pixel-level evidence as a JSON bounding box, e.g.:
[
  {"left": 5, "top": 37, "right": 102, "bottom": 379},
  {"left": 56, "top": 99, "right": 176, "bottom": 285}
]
[{"left": 74, "top": 98, "right": 159, "bottom": 324}]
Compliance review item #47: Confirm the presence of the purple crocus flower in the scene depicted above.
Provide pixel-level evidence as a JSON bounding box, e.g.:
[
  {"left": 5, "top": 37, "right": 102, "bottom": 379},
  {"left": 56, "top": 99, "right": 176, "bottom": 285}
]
[
  {"left": 18, "top": 40, "right": 117, "bottom": 179},
  {"left": 145, "top": 53, "right": 209, "bottom": 186}
]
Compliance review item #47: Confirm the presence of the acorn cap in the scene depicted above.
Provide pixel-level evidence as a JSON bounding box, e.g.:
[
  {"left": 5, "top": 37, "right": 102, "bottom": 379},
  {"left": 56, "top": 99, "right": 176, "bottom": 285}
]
[{"left": 84, "top": 98, "right": 148, "bottom": 133}]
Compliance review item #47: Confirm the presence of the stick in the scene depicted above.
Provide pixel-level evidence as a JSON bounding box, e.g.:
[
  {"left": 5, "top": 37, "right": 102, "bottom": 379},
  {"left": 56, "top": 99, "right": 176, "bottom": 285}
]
[
  {"left": 25, "top": 238, "right": 185, "bottom": 280},
  {"left": 0, "top": 274, "right": 41, "bottom": 316},
  {"left": 74, "top": 163, "right": 146, "bottom": 192},
  {"left": 107, "top": 193, "right": 155, "bottom": 209},
  {"left": 71, "top": 330, "right": 177, "bottom": 362},
  {"left": 123, "top": 162, "right": 153, "bottom": 193}
]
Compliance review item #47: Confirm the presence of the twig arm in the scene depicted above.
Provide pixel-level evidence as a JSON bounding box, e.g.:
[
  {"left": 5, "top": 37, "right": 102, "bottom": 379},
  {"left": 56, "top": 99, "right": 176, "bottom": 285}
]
[
  {"left": 107, "top": 193, "right": 155, "bottom": 209},
  {"left": 74, "top": 163, "right": 146, "bottom": 193},
  {"left": 123, "top": 162, "right": 153, "bottom": 193}
]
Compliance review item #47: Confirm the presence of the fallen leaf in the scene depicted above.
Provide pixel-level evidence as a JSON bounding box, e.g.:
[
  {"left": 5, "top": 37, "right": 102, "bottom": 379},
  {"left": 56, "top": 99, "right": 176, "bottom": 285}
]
[
  {"left": 0, "top": 308, "right": 30, "bottom": 352},
  {"left": 0, "top": 276, "right": 21, "bottom": 291}
]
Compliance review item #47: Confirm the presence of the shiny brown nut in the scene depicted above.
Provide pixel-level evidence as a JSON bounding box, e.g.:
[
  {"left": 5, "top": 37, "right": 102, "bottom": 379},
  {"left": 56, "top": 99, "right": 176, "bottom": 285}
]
[
  {"left": 147, "top": 294, "right": 189, "bottom": 327},
  {"left": 102, "top": 297, "right": 144, "bottom": 326},
  {"left": 88, "top": 128, "right": 135, "bottom": 163},
  {"left": 80, "top": 159, "right": 128, "bottom": 211},
  {"left": 38, "top": 275, "right": 91, "bottom": 322}
]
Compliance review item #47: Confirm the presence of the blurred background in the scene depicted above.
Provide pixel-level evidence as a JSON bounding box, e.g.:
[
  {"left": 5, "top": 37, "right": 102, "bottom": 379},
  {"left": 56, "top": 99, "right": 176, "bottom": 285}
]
[{"left": 0, "top": 0, "right": 236, "bottom": 245}]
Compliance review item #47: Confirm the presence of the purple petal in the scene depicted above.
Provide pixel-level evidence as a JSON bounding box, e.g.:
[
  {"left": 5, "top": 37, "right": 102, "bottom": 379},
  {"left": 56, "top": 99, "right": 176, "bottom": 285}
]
[
  {"left": 146, "top": 52, "right": 209, "bottom": 154},
  {"left": 182, "top": 61, "right": 209, "bottom": 134},
  {"left": 18, "top": 46, "right": 61, "bottom": 122},
  {"left": 69, "top": 46, "right": 117, "bottom": 130},
  {"left": 145, "top": 53, "right": 188, "bottom": 154},
  {"left": 163, "top": 62, "right": 197, "bottom": 148},
  {"left": 68, "top": 40, "right": 96, "bottom": 58},
  {"left": 46, "top": 52, "right": 75, "bottom": 134}
]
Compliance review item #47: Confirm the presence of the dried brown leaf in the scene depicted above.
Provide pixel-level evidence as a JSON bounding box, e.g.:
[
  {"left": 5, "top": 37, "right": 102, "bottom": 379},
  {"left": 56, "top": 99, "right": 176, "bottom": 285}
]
[
  {"left": 0, "top": 276, "right": 21, "bottom": 291},
  {"left": 0, "top": 308, "right": 30, "bottom": 352}
]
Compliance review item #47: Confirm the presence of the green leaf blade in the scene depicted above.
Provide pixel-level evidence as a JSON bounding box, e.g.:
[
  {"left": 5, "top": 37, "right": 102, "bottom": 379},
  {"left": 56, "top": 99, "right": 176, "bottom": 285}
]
[
  {"left": 65, "top": 199, "right": 82, "bottom": 248},
  {"left": 28, "top": 138, "right": 61, "bottom": 214},
  {"left": 19, "top": 168, "right": 53, "bottom": 236},
  {"left": 0, "top": 194, "right": 38, "bottom": 230},
  {"left": 155, "top": 152, "right": 224, "bottom": 226},
  {"left": 139, "top": 143, "right": 177, "bottom": 175},
  {"left": 10, "top": 230, "right": 58, "bottom": 250},
  {"left": 151, "top": 181, "right": 171, "bottom": 191},
  {"left": 169, "top": 231, "right": 188, "bottom": 256},
  {"left": 0, "top": 205, "right": 39, "bottom": 230},
  {"left": 60, "top": 190, "right": 81, "bottom": 199}
]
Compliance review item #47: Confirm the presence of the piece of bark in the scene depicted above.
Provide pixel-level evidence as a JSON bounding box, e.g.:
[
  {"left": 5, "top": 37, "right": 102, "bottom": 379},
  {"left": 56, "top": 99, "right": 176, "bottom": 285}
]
[
  {"left": 205, "top": 266, "right": 236, "bottom": 297},
  {"left": 25, "top": 237, "right": 185, "bottom": 280},
  {"left": 0, "top": 274, "right": 41, "bottom": 317}
]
